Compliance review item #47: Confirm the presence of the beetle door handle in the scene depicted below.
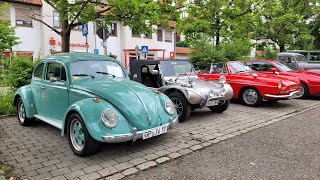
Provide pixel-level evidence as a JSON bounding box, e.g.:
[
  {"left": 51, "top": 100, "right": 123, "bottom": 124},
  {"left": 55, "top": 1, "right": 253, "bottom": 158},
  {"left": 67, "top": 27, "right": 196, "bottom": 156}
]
[{"left": 40, "top": 86, "right": 46, "bottom": 89}]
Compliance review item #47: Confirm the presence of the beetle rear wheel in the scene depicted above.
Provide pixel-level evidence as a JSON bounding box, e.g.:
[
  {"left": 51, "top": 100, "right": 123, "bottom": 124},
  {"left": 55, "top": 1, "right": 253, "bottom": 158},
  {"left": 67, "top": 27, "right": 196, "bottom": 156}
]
[
  {"left": 168, "top": 92, "right": 191, "bottom": 122},
  {"left": 16, "top": 97, "right": 33, "bottom": 126},
  {"left": 240, "top": 88, "right": 262, "bottom": 107},
  {"left": 67, "top": 113, "right": 100, "bottom": 157}
]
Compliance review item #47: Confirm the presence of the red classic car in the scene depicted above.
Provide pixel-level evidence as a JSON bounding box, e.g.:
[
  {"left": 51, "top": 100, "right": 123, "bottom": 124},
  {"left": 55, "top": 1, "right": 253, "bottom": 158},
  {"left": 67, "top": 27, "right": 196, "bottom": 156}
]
[
  {"left": 198, "top": 62, "right": 302, "bottom": 107},
  {"left": 244, "top": 60, "right": 320, "bottom": 98}
]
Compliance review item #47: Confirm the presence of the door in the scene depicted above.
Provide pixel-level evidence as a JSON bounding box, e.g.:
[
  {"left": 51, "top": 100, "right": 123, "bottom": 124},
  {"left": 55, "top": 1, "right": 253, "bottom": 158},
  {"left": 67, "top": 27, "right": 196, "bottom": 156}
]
[
  {"left": 41, "top": 62, "right": 69, "bottom": 121},
  {"left": 31, "top": 63, "right": 45, "bottom": 115}
]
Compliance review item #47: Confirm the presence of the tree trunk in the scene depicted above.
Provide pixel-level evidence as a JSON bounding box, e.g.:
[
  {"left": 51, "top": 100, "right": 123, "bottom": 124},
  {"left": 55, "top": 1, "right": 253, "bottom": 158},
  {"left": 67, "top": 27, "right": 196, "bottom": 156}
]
[
  {"left": 61, "top": 19, "right": 71, "bottom": 52},
  {"left": 279, "top": 44, "right": 285, "bottom": 52},
  {"left": 215, "top": 18, "right": 220, "bottom": 46}
]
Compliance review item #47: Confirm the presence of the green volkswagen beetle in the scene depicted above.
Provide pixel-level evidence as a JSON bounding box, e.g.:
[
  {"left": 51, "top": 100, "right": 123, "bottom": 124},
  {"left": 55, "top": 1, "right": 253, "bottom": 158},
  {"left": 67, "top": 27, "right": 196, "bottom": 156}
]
[{"left": 14, "top": 53, "right": 178, "bottom": 156}]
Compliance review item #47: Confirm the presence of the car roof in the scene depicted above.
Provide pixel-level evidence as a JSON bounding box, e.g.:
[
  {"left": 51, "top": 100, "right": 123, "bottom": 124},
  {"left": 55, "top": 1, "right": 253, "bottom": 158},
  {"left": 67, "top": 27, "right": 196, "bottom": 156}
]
[
  {"left": 42, "top": 53, "right": 115, "bottom": 64},
  {"left": 277, "top": 52, "right": 303, "bottom": 56},
  {"left": 244, "top": 60, "right": 279, "bottom": 63}
]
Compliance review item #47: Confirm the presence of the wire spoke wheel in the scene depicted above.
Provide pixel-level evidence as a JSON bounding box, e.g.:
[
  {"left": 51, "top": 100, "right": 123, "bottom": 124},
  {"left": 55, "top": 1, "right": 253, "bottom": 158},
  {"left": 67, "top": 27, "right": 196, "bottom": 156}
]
[{"left": 171, "top": 97, "right": 183, "bottom": 116}]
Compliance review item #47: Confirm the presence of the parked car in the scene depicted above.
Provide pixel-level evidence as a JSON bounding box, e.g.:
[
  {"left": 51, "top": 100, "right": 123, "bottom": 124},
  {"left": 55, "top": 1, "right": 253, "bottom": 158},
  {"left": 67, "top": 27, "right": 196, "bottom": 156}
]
[
  {"left": 128, "top": 59, "right": 233, "bottom": 122},
  {"left": 244, "top": 60, "right": 320, "bottom": 98},
  {"left": 276, "top": 52, "right": 320, "bottom": 72},
  {"left": 14, "top": 53, "right": 178, "bottom": 156},
  {"left": 198, "top": 62, "right": 302, "bottom": 107}
]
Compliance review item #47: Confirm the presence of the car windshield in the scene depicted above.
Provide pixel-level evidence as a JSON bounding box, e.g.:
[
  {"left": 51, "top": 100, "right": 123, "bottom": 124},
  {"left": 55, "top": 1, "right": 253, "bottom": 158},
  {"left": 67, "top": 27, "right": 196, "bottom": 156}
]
[
  {"left": 160, "top": 60, "right": 196, "bottom": 77},
  {"left": 70, "top": 60, "right": 125, "bottom": 80},
  {"left": 275, "top": 62, "right": 296, "bottom": 72},
  {"left": 295, "top": 55, "right": 307, "bottom": 62},
  {"left": 228, "top": 62, "right": 253, "bottom": 74}
]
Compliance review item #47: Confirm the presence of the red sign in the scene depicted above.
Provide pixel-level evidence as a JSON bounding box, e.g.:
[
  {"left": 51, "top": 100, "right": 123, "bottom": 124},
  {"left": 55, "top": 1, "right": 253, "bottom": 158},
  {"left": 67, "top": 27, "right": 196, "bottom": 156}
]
[
  {"left": 57, "top": 42, "right": 89, "bottom": 48},
  {"left": 49, "top": 37, "right": 56, "bottom": 46},
  {"left": 170, "top": 51, "right": 175, "bottom": 60}
]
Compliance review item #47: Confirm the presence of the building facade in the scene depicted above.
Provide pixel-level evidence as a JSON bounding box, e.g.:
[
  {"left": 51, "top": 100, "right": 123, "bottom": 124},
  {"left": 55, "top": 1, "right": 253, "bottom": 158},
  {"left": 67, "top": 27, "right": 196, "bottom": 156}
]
[{"left": 1, "top": 0, "right": 176, "bottom": 67}]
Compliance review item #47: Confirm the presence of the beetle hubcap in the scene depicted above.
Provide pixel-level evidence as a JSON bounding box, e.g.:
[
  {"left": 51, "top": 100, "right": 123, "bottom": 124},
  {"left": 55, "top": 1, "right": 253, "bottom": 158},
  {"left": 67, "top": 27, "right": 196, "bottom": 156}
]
[
  {"left": 70, "top": 119, "right": 85, "bottom": 151},
  {"left": 18, "top": 101, "right": 25, "bottom": 123},
  {"left": 171, "top": 97, "right": 183, "bottom": 116},
  {"left": 243, "top": 89, "right": 258, "bottom": 105}
]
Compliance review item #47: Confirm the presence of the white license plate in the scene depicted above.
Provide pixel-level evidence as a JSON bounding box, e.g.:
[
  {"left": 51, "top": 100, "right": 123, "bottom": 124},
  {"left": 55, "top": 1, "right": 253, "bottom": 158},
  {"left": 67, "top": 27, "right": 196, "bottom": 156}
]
[
  {"left": 206, "top": 100, "right": 219, "bottom": 106},
  {"left": 142, "top": 124, "right": 168, "bottom": 140}
]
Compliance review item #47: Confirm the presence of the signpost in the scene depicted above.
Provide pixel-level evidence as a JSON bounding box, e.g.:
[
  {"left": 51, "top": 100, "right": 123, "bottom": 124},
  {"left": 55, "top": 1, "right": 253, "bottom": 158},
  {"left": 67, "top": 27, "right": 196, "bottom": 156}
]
[
  {"left": 96, "top": 27, "right": 109, "bottom": 55},
  {"left": 141, "top": 46, "right": 148, "bottom": 59},
  {"left": 94, "top": 49, "right": 99, "bottom": 54},
  {"left": 81, "top": 23, "right": 89, "bottom": 53},
  {"left": 135, "top": 45, "right": 139, "bottom": 59}
]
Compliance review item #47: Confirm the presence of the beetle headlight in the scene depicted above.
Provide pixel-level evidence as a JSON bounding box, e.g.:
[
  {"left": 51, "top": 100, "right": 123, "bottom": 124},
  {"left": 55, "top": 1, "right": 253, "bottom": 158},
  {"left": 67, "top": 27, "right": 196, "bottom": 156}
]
[
  {"left": 278, "top": 80, "right": 282, "bottom": 89},
  {"left": 101, "top": 109, "right": 118, "bottom": 128},
  {"left": 219, "top": 76, "right": 226, "bottom": 84},
  {"left": 165, "top": 99, "right": 175, "bottom": 115}
]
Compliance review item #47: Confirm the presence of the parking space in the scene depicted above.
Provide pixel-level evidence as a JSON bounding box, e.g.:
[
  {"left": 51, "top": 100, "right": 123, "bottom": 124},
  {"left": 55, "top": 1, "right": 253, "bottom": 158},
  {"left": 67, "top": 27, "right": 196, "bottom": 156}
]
[{"left": 1, "top": 99, "right": 320, "bottom": 180}]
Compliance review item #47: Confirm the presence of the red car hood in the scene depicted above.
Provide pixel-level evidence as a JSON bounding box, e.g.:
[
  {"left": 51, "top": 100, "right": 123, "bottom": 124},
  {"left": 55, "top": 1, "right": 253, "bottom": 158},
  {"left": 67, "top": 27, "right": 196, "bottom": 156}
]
[{"left": 234, "top": 72, "right": 300, "bottom": 86}]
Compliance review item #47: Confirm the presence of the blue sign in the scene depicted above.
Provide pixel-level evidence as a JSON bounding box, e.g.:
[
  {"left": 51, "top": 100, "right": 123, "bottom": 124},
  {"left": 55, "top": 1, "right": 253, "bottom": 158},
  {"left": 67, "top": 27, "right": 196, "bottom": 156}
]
[
  {"left": 82, "top": 24, "right": 88, "bottom": 37},
  {"left": 94, "top": 49, "right": 99, "bottom": 54},
  {"left": 141, "top": 46, "right": 148, "bottom": 54}
]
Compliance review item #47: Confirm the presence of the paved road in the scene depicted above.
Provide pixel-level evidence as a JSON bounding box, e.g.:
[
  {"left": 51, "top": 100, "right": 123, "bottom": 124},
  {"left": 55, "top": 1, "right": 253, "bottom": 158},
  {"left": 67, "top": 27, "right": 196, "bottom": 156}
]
[
  {"left": 0, "top": 99, "right": 319, "bottom": 180},
  {"left": 125, "top": 106, "right": 320, "bottom": 180}
]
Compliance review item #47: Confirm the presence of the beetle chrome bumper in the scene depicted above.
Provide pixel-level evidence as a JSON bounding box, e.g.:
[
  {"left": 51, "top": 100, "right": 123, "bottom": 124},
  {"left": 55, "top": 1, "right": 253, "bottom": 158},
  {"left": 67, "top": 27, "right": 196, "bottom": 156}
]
[
  {"left": 264, "top": 90, "right": 301, "bottom": 99},
  {"left": 101, "top": 117, "right": 179, "bottom": 143}
]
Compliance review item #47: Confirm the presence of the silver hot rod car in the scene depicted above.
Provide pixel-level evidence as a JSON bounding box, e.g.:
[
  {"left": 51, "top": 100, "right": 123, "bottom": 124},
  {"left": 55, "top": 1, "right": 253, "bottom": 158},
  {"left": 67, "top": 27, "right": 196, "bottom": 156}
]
[{"left": 128, "top": 59, "right": 233, "bottom": 122}]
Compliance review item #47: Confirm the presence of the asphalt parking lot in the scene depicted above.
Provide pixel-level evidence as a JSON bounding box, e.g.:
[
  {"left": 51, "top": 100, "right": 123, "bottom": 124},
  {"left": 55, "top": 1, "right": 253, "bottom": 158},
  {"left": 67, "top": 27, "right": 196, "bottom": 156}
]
[{"left": 0, "top": 99, "right": 320, "bottom": 180}]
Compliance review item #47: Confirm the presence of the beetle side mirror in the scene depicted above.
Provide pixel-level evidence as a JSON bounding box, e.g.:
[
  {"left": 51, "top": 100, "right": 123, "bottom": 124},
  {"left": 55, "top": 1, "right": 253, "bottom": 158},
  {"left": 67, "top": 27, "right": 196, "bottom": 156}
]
[{"left": 270, "top": 68, "right": 277, "bottom": 74}]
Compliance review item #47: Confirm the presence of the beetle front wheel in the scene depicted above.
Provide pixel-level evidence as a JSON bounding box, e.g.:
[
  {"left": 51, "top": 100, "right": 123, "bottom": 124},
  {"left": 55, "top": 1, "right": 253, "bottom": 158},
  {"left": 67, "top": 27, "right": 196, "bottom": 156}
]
[
  {"left": 67, "top": 113, "right": 100, "bottom": 157},
  {"left": 16, "top": 97, "right": 34, "bottom": 126}
]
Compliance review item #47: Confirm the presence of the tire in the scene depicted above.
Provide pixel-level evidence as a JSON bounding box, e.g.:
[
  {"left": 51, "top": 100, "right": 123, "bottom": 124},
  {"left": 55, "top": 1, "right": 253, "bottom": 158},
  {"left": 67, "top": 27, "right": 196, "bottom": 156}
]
[
  {"left": 16, "top": 97, "right": 34, "bottom": 126},
  {"left": 299, "top": 83, "right": 309, "bottom": 98},
  {"left": 209, "top": 100, "right": 230, "bottom": 113},
  {"left": 240, "top": 88, "right": 262, "bottom": 107},
  {"left": 168, "top": 91, "right": 191, "bottom": 122},
  {"left": 67, "top": 113, "right": 100, "bottom": 157}
]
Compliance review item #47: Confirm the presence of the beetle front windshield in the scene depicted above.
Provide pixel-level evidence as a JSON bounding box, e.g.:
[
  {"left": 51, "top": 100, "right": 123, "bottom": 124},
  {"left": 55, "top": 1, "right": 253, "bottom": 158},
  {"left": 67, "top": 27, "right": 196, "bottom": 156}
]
[
  {"left": 295, "top": 55, "right": 307, "bottom": 62},
  {"left": 160, "top": 60, "right": 196, "bottom": 77},
  {"left": 70, "top": 60, "right": 125, "bottom": 80},
  {"left": 275, "top": 62, "right": 296, "bottom": 72},
  {"left": 228, "top": 62, "right": 253, "bottom": 74}
]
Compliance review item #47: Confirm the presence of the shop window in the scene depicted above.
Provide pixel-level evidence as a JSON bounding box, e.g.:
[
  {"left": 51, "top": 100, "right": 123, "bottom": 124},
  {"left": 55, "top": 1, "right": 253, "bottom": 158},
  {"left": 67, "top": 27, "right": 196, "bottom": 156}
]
[
  {"left": 165, "top": 30, "right": 172, "bottom": 42},
  {"left": 53, "top": 11, "right": 60, "bottom": 27},
  {"left": 15, "top": 7, "right": 32, "bottom": 27},
  {"left": 157, "top": 29, "right": 163, "bottom": 41}
]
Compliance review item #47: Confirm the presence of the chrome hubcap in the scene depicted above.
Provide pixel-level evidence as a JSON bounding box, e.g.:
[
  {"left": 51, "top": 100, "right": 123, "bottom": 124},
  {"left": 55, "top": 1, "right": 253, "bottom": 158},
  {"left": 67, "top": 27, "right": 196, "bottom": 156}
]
[
  {"left": 18, "top": 101, "right": 25, "bottom": 123},
  {"left": 243, "top": 89, "right": 258, "bottom": 105},
  {"left": 171, "top": 97, "right": 183, "bottom": 116},
  {"left": 70, "top": 119, "right": 85, "bottom": 151},
  {"left": 296, "top": 86, "right": 304, "bottom": 98}
]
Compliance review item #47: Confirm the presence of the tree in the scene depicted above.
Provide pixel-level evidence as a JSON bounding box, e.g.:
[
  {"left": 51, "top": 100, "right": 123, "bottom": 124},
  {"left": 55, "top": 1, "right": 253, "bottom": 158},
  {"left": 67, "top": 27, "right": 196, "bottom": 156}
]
[
  {"left": 253, "top": 0, "right": 318, "bottom": 52},
  {"left": 311, "top": 16, "right": 320, "bottom": 49},
  {"left": 0, "top": 3, "right": 19, "bottom": 52},
  {"left": 31, "top": 0, "right": 180, "bottom": 52},
  {"left": 177, "top": 0, "right": 255, "bottom": 46}
]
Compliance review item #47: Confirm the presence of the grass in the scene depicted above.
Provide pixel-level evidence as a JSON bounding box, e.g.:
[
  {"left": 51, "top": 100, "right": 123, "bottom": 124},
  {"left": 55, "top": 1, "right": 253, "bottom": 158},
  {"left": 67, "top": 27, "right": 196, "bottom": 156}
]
[{"left": 0, "top": 163, "right": 13, "bottom": 180}]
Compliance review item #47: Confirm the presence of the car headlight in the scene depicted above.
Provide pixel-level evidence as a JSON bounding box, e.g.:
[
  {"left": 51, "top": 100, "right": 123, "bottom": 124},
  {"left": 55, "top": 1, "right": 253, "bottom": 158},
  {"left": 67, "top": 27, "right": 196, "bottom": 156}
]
[
  {"left": 165, "top": 99, "right": 175, "bottom": 115},
  {"left": 219, "top": 76, "right": 226, "bottom": 84},
  {"left": 278, "top": 80, "right": 282, "bottom": 89},
  {"left": 208, "top": 89, "right": 215, "bottom": 98},
  {"left": 220, "top": 87, "right": 226, "bottom": 96},
  {"left": 101, "top": 109, "right": 118, "bottom": 128}
]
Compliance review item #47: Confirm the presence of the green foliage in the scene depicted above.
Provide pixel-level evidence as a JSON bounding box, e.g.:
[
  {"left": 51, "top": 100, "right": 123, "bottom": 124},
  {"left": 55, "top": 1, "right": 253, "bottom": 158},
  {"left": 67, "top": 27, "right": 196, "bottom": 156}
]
[
  {"left": 3, "top": 57, "right": 35, "bottom": 90},
  {"left": 0, "top": 90, "right": 15, "bottom": 116},
  {"left": 263, "top": 48, "right": 279, "bottom": 60},
  {"left": 0, "top": 3, "right": 20, "bottom": 52},
  {"left": 189, "top": 36, "right": 252, "bottom": 69},
  {"left": 176, "top": 41, "right": 189, "bottom": 47}
]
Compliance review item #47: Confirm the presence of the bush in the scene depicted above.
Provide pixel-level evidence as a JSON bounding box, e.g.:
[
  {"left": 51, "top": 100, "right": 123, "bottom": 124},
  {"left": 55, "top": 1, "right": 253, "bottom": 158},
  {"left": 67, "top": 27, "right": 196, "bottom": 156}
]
[
  {"left": 3, "top": 56, "right": 35, "bottom": 90},
  {"left": 176, "top": 41, "right": 189, "bottom": 47},
  {"left": 0, "top": 90, "right": 15, "bottom": 116},
  {"left": 0, "top": 163, "right": 13, "bottom": 180}
]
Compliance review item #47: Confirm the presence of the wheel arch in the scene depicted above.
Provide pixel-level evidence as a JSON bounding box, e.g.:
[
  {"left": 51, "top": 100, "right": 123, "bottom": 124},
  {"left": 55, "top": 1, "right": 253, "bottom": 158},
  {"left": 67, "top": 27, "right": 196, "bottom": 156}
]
[{"left": 14, "top": 86, "right": 37, "bottom": 118}]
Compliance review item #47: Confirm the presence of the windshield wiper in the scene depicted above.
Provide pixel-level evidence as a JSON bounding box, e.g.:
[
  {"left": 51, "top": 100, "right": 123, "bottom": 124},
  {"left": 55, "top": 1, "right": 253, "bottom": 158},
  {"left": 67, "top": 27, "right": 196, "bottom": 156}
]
[
  {"left": 73, "top": 74, "right": 95, "bottom": 78},
  {"left": 174, "top": 73, "right": 187, "bottom": 82},
  {"left": 96, "top": 71, "right": 116, "bottom": 77}
]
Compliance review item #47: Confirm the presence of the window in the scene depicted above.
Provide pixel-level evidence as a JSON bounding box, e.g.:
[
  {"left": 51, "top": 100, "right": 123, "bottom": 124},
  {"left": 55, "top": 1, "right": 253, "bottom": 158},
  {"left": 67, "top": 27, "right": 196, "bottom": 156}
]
[
  {"left": 34, "top": 63, "right": 44, "bottom": 79},
  {"left": 145, "top": 31, "right": 152, "bottom": 39},
  {"left": 246, "top": 62, "right": 273, "bottom": 72},
  {"left": 15, "top": 7, "right": 32, "bottom": 27},
  {"left": 46, "top": 62, "right": 66, "bottom": 82},
  {"left": 53, "top": 11, "right": 60, "bottom": 27},
  {"left": 132, "top": 28, "right": 141, "bottom": 37},
  {"left": 165, "top": 30, "right": 172, "bottom": 42},
  {"left": 157, "top": 29, "right": 163, "bottom": 41},
  {"left": 109, "top": 23, "right": 117, "bottom": 36}
]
